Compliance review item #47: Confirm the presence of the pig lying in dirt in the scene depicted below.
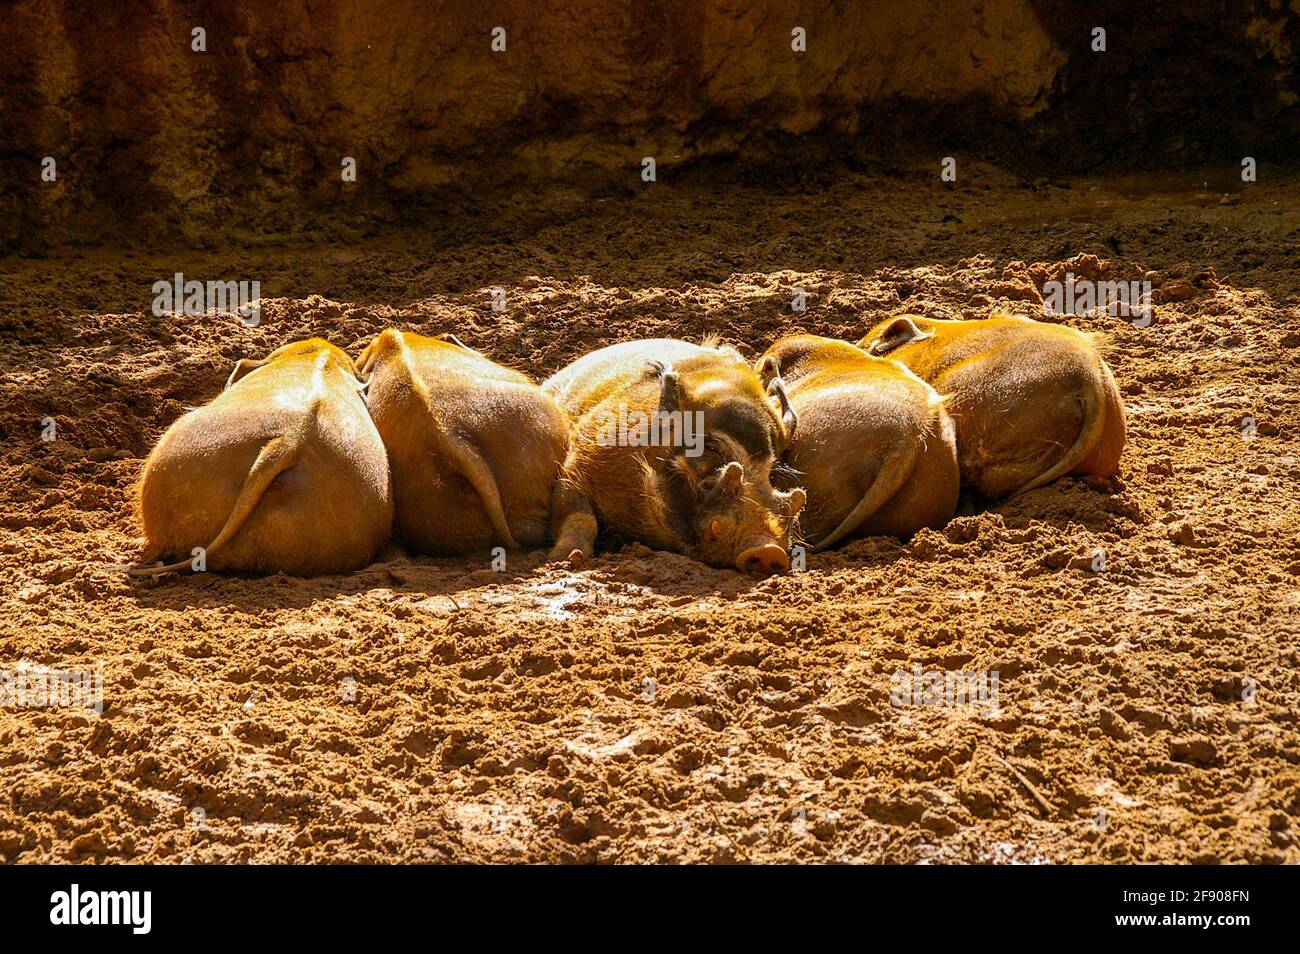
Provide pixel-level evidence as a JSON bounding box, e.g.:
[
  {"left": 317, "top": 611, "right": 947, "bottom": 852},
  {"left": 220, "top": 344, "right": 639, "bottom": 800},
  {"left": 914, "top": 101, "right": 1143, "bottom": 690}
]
[
  {"left": 543, "top": 338, "right": 806, "bottom": 575},
  {"left": 358, "top": 329, "right": 570, "bottom": 554},
  {"left": 132, "top": 338, "right": 392, "bottom": 576},
  {"left": 757, "top": 335, "right": 959, "bottom": 549},
  {"left": 859, "top": 314, "right": 1126, "bottom": 499}
]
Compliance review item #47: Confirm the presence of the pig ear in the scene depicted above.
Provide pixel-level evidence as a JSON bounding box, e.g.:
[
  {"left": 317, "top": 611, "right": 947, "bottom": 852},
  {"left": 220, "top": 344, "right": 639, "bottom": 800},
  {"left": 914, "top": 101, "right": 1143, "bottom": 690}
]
[
  {"left": 767, "top": 375, "right": 797, "bottom": 440},
  {"left": 869, "top": 316, "right": 932, "bottom": 356},
  {"left": 755, "top": 354, "right": 780, "bottom": 387},
  {"left": 702, "top": 460, "right": 744, "bottom": 501},
  {"left": 224, "top": 358, "right": 266, "bottom": 391},
  {"left": 718, "top": 461, "right": 744, "bottom": 493},
  {"left": 651, "top": 361, "right": 683, "bottom": 413}
]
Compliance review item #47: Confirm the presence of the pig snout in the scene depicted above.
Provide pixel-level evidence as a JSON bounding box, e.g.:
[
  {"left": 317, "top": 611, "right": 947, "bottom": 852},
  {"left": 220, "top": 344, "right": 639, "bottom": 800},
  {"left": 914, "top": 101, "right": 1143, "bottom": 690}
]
[
  {"left": 735, "top": 540, "right": 790, "bottom": 575},
  {"left": 733, "top": 484, "right": 805, "bottom": 575}
]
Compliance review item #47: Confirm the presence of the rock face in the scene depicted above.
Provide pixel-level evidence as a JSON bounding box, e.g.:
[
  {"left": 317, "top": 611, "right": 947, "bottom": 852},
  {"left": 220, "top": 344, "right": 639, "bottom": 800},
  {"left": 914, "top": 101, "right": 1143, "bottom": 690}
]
[{"left": 1, "top": 0, "right": 1296, "bottom": 250}]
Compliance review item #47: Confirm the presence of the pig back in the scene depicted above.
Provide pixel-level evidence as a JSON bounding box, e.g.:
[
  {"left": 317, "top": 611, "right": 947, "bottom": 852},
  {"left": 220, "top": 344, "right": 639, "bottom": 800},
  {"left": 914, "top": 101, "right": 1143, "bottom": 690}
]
[{"left": 543, "top": 339, "right": 714, "bottom": 419}]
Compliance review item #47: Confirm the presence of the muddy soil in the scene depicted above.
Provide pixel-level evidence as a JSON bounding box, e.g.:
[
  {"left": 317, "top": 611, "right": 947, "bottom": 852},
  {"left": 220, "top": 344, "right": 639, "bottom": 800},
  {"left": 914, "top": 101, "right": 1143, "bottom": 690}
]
[{"left": 1, "top": 162, "right": 1298, "bottom": 863}]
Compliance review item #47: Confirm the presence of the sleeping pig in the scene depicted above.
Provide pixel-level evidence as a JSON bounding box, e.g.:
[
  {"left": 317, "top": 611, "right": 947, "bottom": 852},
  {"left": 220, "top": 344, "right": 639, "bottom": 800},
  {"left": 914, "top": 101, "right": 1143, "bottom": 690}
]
[
  {"left": 357, "top": 329, "right": 570, "bottom": 555},
  {"left": 132, "top": 338, "right": 392, "bottom": 576},
  {"left": 859, "top": 313, "right": 1125, "bottom": 500},
  {"left": 543, "top": 338, "right": 806, "bottom": 575},
  {"left": 756, "top": 335, "right": 959, "bottom": 549}
]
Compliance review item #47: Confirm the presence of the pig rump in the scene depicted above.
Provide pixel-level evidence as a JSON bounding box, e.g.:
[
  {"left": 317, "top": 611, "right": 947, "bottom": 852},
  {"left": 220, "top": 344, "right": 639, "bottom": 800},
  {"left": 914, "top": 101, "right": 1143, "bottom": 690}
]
[{"left": 130, "top": 340, "right": 392, "bottom": 577}]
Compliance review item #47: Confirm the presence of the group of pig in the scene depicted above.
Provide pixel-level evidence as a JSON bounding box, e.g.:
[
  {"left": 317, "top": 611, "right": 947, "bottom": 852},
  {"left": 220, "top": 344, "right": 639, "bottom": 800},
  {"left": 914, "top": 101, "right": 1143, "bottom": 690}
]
[{"left": 132, "top": 314, "right": 1125, "bottom": 579}]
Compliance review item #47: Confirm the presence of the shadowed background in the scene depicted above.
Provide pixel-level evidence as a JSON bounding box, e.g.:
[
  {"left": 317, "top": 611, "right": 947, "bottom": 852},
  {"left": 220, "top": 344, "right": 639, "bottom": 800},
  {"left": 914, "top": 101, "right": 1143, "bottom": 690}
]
[{"left": 2, "top": 0, "right": 1297, "bottom": 251}]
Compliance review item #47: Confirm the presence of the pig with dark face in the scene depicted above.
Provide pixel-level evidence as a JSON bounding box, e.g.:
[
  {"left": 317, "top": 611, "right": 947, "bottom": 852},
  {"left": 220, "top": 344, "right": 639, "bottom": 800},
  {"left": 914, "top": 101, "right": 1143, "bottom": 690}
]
[{"left": 543, "top": 339, "right": 806, "bottom": 574}]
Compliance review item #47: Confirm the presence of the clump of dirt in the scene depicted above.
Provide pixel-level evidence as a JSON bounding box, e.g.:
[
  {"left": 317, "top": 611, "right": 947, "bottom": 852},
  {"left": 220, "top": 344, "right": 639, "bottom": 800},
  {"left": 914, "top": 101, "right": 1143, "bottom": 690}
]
[{"left": 1, "top": 165, "right": 1298, "bottom": 863}]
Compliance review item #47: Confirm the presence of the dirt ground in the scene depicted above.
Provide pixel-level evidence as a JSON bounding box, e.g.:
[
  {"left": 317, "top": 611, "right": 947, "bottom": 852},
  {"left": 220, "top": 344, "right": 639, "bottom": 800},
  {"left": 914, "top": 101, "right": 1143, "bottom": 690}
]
[{"left": 1, "top": 161, "right": 1298, "bottom": 863}]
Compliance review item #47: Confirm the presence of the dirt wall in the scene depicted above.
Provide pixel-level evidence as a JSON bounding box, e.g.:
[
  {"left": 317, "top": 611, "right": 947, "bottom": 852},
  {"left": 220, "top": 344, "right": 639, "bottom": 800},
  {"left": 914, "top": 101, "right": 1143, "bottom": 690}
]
[{"left": 1, "top": 1, "right": 1297, "bottom": 251}]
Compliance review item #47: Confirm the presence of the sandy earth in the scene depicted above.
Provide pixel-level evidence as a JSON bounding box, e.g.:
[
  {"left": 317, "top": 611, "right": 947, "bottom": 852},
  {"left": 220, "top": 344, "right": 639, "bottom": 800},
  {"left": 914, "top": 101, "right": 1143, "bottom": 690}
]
[{"left": 1, "top": 162, "right": 1298, "bottom": 863}]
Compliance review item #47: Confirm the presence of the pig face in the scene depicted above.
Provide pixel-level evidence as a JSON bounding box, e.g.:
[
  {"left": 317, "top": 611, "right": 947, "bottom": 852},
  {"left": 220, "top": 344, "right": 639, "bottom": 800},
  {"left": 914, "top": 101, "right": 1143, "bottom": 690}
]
[{"left": 649, "top": 360, "right": 806, "bottom": 573}]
